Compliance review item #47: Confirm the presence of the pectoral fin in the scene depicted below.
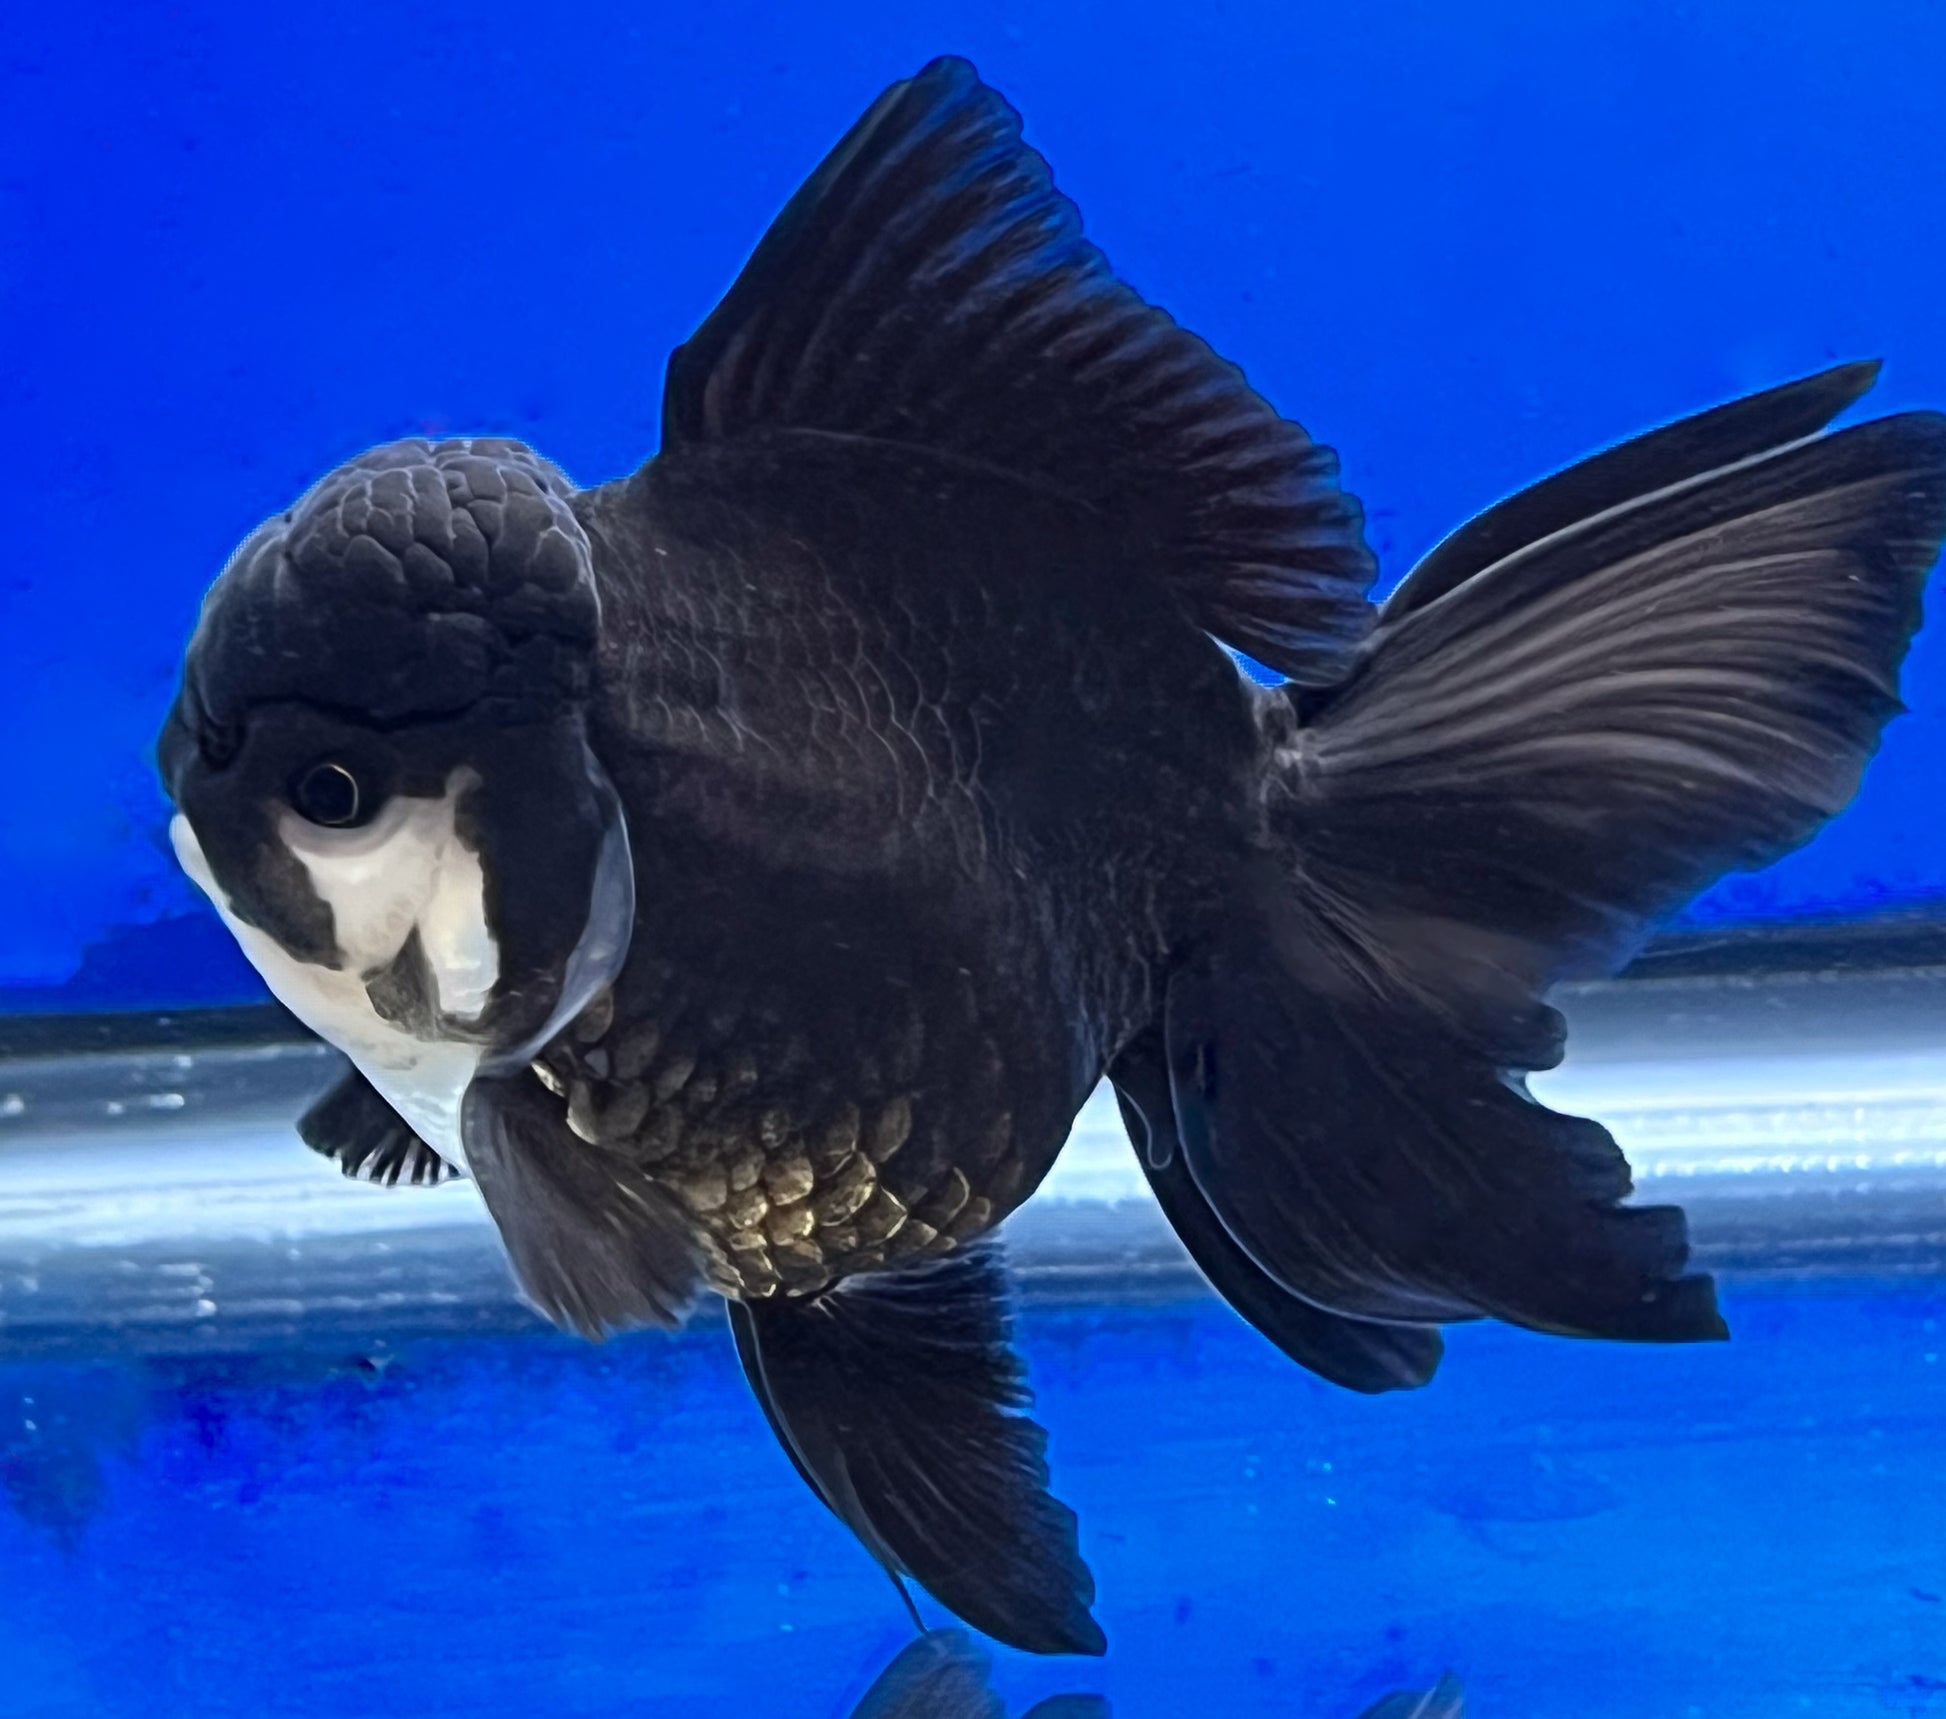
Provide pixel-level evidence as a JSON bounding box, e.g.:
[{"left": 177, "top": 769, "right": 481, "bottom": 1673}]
[
  {"left": 297, "top": 1063, "right": 457, "bottom": 1187},
  {"left": 461, "top": 1072, "right": 705, "bottom": 1337}
]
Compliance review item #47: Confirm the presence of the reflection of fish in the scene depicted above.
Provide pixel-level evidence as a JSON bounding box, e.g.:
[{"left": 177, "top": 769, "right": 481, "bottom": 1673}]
[
  {"left": 845, "top": 1630, "right": 1102, "bottom": 1719},
  {"left": 157, "top": 54, "right": 1946, "bottom": 1656},
  {"left": 1355, "top": 1678, "right": 1466, "bottom": 1719},
  {"left": 841, "top": 1631, "right": 1459, "bottom": 1719}
]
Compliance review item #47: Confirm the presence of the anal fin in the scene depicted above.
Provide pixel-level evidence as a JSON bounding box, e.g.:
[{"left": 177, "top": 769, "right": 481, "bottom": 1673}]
[
  {"left": 297, "top": 1063, "right": 458, "bottom": 1187},
  {"left": 731, "top": 1243, "right": 1104, "bottom": 1658},
  {"left": 1110, "top": 1032, "right": 1444, "bottom": 1394},
  {"left": 1164, "top": 891, "right": 1725, "bottom": 1343}
]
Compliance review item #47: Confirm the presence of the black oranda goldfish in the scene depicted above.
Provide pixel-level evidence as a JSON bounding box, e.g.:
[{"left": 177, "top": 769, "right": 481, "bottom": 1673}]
[{"left": 157, "top": 56, "right": 1946, "bottom": 1657}]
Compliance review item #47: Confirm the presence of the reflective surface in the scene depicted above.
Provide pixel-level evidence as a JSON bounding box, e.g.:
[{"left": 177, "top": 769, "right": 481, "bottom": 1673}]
[
  {"left": 1, "top": 975, "right": 1942, "bottom": 1716},
  {"left": 0, "top": 1273, "right": 1938, "bottom": 1715}
]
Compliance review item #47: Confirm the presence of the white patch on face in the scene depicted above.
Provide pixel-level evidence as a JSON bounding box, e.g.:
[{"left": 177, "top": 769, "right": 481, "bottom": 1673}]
[
  {"left": 169, "top": 778, "right": 498, "bottom": 1171},
  {"left": 276, "top": 779, "right": 498, "bottom": 1024}
]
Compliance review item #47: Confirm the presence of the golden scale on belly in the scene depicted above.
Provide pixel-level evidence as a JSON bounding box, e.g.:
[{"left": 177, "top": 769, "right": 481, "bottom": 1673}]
[{"left": 526, "top": 977, "right": 1026, "bottom": 1298}]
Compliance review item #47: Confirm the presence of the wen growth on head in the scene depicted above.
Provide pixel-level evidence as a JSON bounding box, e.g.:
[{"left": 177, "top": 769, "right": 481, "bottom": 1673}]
[{"left": 156, "top": 55, "right": 1946, "bottom": 1656}]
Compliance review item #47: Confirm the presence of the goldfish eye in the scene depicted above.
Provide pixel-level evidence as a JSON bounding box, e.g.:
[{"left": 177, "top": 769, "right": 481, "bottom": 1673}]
[{"left": 291, "top": 761, "right": 369, "bottom": 828}]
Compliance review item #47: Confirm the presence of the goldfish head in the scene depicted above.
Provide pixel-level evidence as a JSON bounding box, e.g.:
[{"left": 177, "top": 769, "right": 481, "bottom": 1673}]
[{"left": 156, "top": 439, "right": 632, "bottom": 1161}]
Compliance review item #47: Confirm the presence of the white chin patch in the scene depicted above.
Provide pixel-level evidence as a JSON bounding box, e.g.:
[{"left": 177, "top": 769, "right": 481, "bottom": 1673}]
[
  {"left": 169, "top": 777, "right": 499, "bottom": 1172},
  {"left": 275, "top": 780, "right": 499, "bottom": 1025}
]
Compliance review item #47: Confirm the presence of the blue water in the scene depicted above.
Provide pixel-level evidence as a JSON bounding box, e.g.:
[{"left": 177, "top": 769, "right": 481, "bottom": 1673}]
[
  {"left": 8, "top": 12, "right": 1944, "bottom": 1708},
  {"left": 1, "top": 1282, "right": 1940, "bottom": 1717},
  {"left": 7, "top": 0, "right": 1946, "bottom": 1008}
]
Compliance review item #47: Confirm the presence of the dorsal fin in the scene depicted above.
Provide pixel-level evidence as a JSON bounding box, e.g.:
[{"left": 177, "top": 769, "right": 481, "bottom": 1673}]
[{"left": 661, "top": 56, "right": 1376, "bottom": 685}]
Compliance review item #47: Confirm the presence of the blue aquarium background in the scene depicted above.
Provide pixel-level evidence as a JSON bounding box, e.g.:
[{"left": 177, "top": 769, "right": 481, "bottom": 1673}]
[
  {"left": 6, "top": 0, "right": 1946, "bottom": 1011},
  {"left": 4, "top": 10, "right": 1946, "bottom": 1719}
]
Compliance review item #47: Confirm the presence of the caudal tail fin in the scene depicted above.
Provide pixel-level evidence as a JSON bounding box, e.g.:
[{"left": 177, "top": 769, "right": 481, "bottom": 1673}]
[{"left": 1137, "top": 366, "right": 1946, "bottom": 1354}]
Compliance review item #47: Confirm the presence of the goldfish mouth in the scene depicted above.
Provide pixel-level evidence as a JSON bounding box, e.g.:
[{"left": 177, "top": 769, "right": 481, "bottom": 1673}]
[
  {"left": 168, "top": 806, "right": 492, "bottom": 1168},
  {"left": 271, "top": 770, "right": 499, "bottom": 1027},
  {"left": 166, "top": 764, "right": 636, "bottom": 1164}
]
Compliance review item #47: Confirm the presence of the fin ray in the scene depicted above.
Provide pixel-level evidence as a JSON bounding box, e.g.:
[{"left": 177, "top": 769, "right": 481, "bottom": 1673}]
[
  {"left": 733, "top": 1243, "right": 1104, "bottom": 1657},
  {"left": 1164, "top": 894, "right": 1725, "bottom": 1339},
  {"left": 1168, "top": 381, "right": 1946, "bottom": 1342},
  {"left": 296, "top": 1064, "right": 458, "bottom": 1187},
  {"left": 1305, "top": 410, "right": 1946, "bottom": 982},
  {"left": 1383, "top": 360, "right": 1882, "bottom": 619},
  {"left": 1110, "top": 1034, "right": 1444, "bottom": 1393},
  {"left": 461, "top": 1073, "right": 705, "bottom": 1337},
  {"left": 662, "top": 55, "right": 1375, "bottom": 684}
]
